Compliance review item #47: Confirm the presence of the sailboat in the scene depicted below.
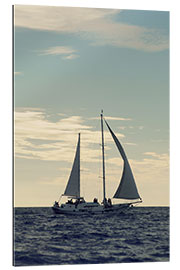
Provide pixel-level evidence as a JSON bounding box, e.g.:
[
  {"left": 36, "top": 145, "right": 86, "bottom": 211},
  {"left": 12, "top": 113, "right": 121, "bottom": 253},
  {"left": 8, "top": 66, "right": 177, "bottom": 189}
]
[{"left": 52, "top": 111, "right": 142, "bottom": 215}]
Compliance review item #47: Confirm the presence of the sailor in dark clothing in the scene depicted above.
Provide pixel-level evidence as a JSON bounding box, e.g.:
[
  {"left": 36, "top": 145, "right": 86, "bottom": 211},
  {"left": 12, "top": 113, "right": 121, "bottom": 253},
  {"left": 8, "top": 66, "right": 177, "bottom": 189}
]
[
  {"left": 54, "top": 201, "right": 59, "bottom": 207},
  {"left": 108, "top": 198, "right": 112, "bottom": 206},
  {"left": 75, "top": 199, "right": 79, "bottom": 208}
]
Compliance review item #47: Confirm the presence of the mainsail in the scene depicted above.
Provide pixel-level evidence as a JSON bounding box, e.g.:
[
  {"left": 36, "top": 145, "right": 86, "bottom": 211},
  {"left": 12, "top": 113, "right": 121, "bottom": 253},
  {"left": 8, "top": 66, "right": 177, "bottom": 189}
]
[
  {"left": 105, "top": 120, "right": 140, "bottom": 200},
  {"left": 64, "top": 133, "right": 80, "bottom": 197}
]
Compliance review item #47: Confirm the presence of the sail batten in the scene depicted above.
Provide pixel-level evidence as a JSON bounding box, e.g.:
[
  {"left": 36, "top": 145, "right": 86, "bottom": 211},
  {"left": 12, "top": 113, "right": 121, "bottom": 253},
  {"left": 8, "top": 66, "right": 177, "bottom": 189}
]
[
  {"left": 105, "top": 120, "right": 140, "bottom": 200},
  {"left": 63, "top": 134, "right": 80, "bottom": 197}
]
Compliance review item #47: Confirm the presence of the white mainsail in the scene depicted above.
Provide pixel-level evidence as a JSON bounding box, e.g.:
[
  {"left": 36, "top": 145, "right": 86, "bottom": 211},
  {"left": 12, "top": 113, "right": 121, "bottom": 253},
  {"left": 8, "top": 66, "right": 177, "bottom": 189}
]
[
  {"left": 63, "top": 133, "right": 80, "bottom": 197},
  {"left": 105, "top": 120, "right": 140, "bottom": 200}
]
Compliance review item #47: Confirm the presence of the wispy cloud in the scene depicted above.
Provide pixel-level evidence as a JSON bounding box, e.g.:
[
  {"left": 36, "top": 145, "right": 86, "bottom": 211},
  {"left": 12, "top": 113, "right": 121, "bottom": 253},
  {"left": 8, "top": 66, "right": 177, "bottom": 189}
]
[
  {"left": 14, "top": 5, "right": 168, "bottom": 52},
  {"left": 90, "top": 116, "right": 132, "bottom": 121},
  {"left": 106, "top": 151, "right": 169, "bottom": 190},
  {"left": 38, "top": 46, "right": 79, "bottom": 60},
  {"left": 63, "top": 54, "right": 79, "bottom": 60},
  {"left": 143, "top": 152, "right": 169, "bottom": 160},
  {"left": 106, "top": 116, "right": 132, "bottom": 121},
  {"left": 124, "top": 142, "right": 137, "bottom": 146},
  {"left": 118, "top": 125, "right": 144, "bottom": 130},
  {"left": 118, "top": 126, "right": 126, "bottom": 130},
  {"left": 14, "top": 108, "right": 125, "bottom": 162},
  {"left": 106, "top": 150, "right": 168, "bottom": 170},
  {"left": 14, "top": 71, "right": 23, "bottom": 76},
  {"left": 14, "top": 108, "right": 169, "bottom": 201},
  {"left": 39, "top": 46, "right": 76, "bottom": 56},
  {"left": 130, "top": 153, "right": 169, "bottom": 185}
]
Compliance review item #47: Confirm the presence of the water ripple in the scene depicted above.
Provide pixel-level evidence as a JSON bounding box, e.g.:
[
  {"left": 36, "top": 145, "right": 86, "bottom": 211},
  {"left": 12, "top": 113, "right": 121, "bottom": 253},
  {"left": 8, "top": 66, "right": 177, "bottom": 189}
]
[{"left": 14, "top": 207, "right": 169, "bottom": 266}]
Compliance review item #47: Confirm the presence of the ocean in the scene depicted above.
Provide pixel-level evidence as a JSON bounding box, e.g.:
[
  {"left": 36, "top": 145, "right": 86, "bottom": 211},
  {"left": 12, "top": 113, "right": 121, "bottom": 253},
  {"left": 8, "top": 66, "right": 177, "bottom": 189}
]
[{"left": 13, "top": 207, "right": 169, "bottom": 266}]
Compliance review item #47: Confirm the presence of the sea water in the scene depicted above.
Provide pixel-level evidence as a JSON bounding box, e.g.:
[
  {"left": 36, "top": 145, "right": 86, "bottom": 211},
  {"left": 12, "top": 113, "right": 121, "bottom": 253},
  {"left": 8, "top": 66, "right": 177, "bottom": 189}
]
[{"left": 13, "top": 207, "right": 169, "bottom": 266}]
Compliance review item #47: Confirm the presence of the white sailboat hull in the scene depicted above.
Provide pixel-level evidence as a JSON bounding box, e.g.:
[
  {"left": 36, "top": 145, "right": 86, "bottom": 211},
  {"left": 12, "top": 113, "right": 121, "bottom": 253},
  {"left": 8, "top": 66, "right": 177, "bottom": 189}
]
[{"left": 52, "top": 202, "right": 132, "bottom": 215}]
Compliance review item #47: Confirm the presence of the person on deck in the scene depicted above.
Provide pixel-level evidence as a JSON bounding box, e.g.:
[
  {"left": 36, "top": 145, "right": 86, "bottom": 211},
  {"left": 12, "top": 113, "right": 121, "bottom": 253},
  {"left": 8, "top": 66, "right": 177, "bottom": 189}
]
[
  {"left": 75, "top": 199, "right": 79, "bottom": 208},
  {"left": 93, "top": 198, "right": 98, "bottom": 203},
  {"left": 108, "top": 198, "right": 112, "bottom": 207},
  {"left": 54, "top": 201, "right": 59, "bottom": 207}
]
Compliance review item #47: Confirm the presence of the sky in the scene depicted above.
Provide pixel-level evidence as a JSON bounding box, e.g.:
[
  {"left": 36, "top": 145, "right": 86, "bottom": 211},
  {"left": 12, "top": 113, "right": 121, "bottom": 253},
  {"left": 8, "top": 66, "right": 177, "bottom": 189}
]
[{"left": 14, "top": 5, "right": 169, "bottom": 207}]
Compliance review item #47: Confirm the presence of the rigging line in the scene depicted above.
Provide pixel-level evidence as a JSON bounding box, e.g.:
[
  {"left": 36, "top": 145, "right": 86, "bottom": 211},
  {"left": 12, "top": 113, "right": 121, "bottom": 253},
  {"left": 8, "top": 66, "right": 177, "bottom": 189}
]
[
  {"left": 58, "top": 194, "right": 62, "bottom": 203},
  {"left": 95, "top": 115, "right": 102, "bottom": 201},
  {"left": 88, "top": 117, "right": 101, "bottom": 199},
  {"left": 81, "top": 117, "right": 100, "bottom": 200}
]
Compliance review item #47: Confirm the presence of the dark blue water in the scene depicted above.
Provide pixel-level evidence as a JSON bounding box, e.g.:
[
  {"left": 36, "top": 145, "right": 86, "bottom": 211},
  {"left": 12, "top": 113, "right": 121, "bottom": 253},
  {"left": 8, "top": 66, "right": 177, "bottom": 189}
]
[{"left": 13, "top": 207, "right": 169, "bottom": 266}]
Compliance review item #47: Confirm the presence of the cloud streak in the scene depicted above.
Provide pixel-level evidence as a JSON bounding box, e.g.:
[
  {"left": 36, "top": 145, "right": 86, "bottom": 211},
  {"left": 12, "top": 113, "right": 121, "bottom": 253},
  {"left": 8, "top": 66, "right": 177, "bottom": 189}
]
[
  {"left": 90, "top": 116, "right": 132, "bottom": 121},
  {"left": 38, "top": 46, "right": 79, "bottom": 60},
  {"left": 14, "top": 71, "right": 23, "bottom": 76},
  {"left": 63, "top": 54, "right": 79, "bottom": 60},
  {"left": 39, "top": 46, "right": 76, "bottom": 56},
  {"left": 14, "top": 5, "right": 168, "bottom": 52},
  {"left": 14, "top": 108, "right": 125, "bottom": 162}
]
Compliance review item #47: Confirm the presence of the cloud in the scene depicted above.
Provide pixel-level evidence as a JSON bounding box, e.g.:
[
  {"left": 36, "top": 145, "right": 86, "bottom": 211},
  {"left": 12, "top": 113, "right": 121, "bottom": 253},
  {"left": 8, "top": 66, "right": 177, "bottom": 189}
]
[
  {"left": 38, "top": 46, "right": 79, "bottom": 60},
  {"left": 15, "top": 109, "right": 88, "bottom": 161},
  {"left": 39, "top": 46, "right": 76, "bottom": 56},
  {"left": 90, "top": 116, "right": 132, "bottom": 121},
  {"left": 106, "top": 116, "right": 132, "bottom": 121},
  {"left": 143, "top": 152, "right": 168, "bottom": 159},
  {"left": 14, "top": 108, "right": 125, "bottom": 162},
  {"left": 124, "top": 142, "right": 137, "bottom": 146},
  {"left": 14, "top": 108, "right": 169, "bottom": 205},
  {"left": 14, "top": 71, "right": 23, "bottom": 75},
  {"left": 129, "top": 153, "right": 169, "bottom": 192},
  {"left": 106, "top": 150, "right": 169, "bottom": 201},
  {"left": 106, "top": 150, "right": 168, "bottom": 171},
  {"left": 118, "top": 125, "right": 144, "bottom": 131},
  {"left": 14, "top": 108, "right": 169, "bottom": 202},
  {"left": 63, "top": 54, "right": 79, "bottom": 60},
  {"left": 14, "top": 5, "right": 168, "bottom": 52}
]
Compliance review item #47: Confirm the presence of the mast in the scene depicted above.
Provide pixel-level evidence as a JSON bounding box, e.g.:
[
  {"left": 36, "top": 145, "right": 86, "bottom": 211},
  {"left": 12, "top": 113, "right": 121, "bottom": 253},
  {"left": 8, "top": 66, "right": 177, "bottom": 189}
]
[{"left": 101, "top": 110, "right": 106, "bottom": 202}]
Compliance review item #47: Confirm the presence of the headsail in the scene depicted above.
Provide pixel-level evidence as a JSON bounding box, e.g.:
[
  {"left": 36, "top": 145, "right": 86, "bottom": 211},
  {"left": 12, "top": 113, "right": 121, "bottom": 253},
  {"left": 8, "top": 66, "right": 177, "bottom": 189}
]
[
  {"left": 64, "top": 133, "right": 80, "bottom": 197},
  {"left": 105, "top": 120, "right": 140, "bottom": 200}
]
